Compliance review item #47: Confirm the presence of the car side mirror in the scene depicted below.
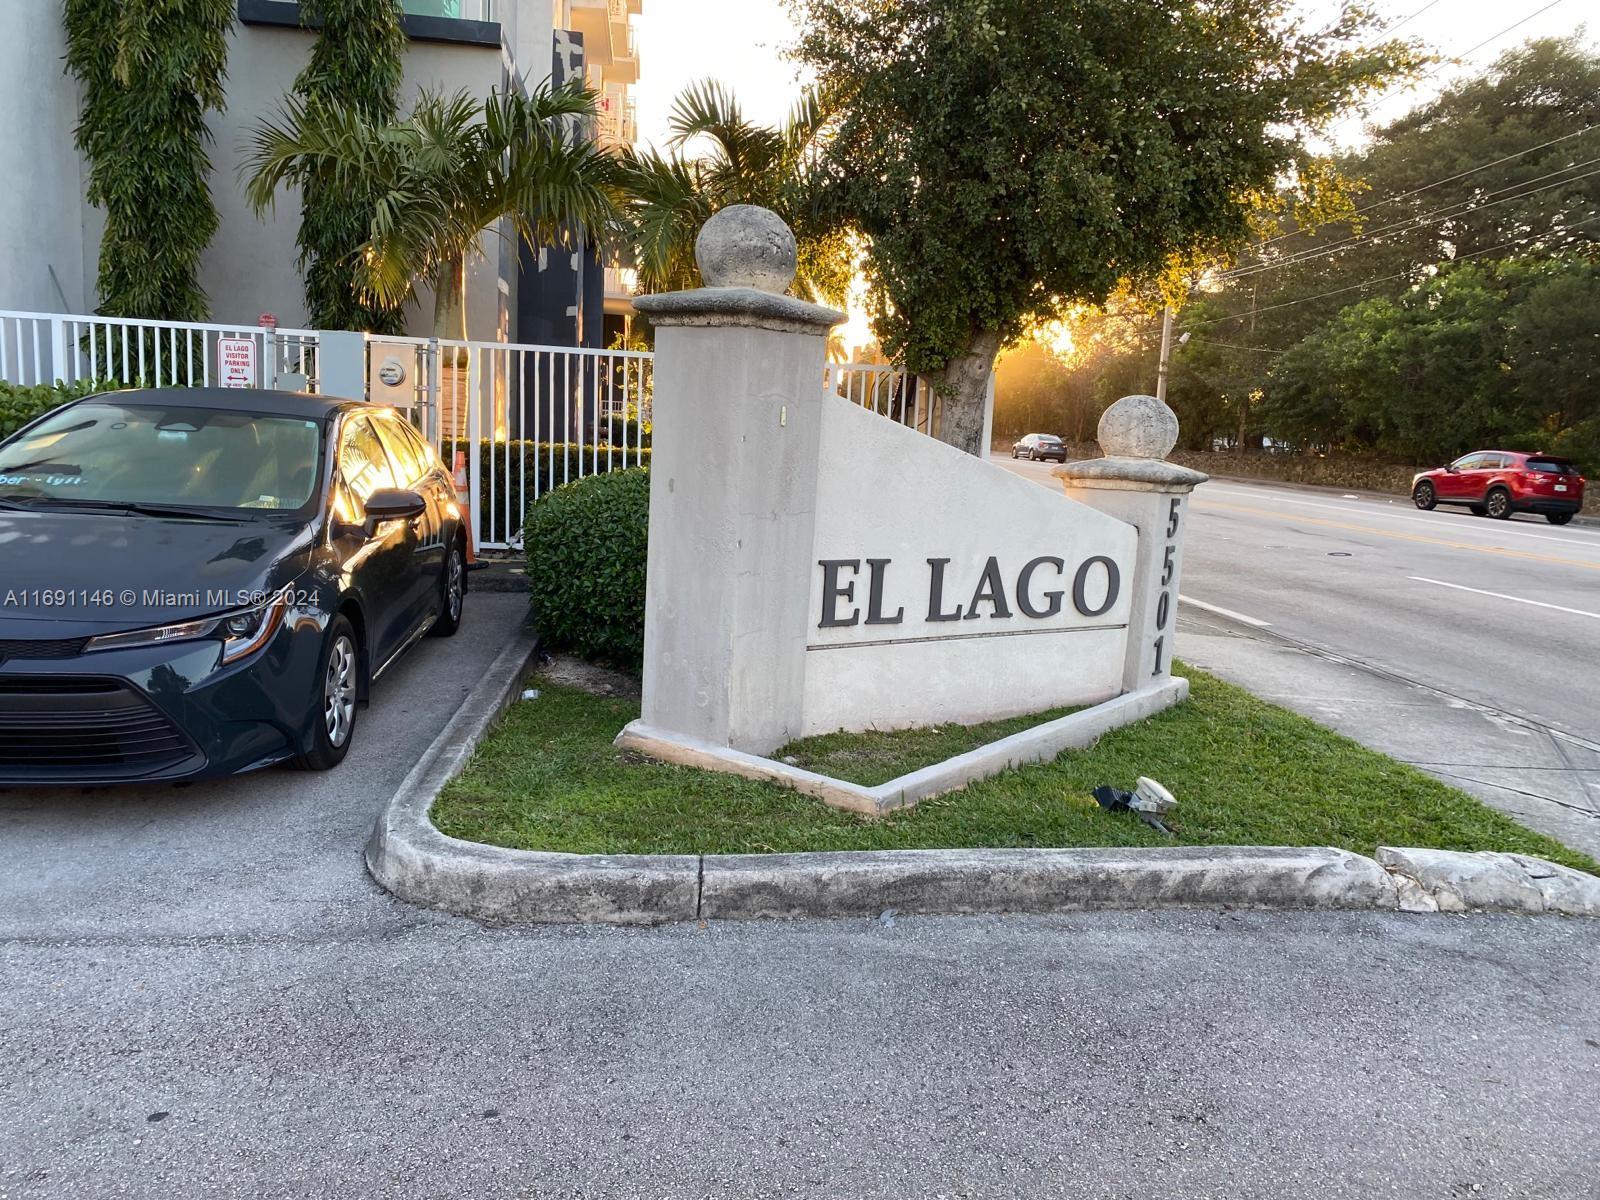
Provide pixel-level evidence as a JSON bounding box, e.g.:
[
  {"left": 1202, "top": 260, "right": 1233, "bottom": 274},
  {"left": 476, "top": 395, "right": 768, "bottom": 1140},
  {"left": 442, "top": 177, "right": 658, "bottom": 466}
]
[
  {"left": 1444, "top": 464, "right": 1458, "bottom": 474},
  {"left": 364, "top": 487, "right": 427, "bottom": 528}
]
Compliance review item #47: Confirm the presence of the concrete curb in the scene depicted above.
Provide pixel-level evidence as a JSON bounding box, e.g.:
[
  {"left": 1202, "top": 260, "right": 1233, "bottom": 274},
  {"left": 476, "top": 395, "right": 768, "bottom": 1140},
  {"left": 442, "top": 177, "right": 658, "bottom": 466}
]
[
  {"left": 364, "top": 642, "right": 1600, "bottom": 926},
  {"left": 363, "top": 628, "right": 699, "bottom": 925},
  {"left": 1376, "top": 847, "right": 1600, "bottom": 916},
  {"left": 701, "top": 845, "right": 1398, "bottom": 920},
  {"left": 615, "top": 678, "right": 1190, "bottom": 818}
]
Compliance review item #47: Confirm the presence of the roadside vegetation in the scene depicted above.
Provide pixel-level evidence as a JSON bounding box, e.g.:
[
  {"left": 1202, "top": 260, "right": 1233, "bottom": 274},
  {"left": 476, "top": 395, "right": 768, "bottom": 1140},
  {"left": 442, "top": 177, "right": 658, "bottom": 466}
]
[
  {"left": 995, "top": 39, "right": 1600, "bottom": 478},
  {"left": 433, "top": 666, "right": 1595, "bottom": 873}
]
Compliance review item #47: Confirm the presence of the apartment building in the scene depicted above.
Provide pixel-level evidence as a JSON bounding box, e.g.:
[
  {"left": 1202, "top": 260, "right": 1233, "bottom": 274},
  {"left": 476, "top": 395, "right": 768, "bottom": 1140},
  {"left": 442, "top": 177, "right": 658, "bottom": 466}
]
[{"left": 0, "top": 0, "right": 643, "bottom": 348}]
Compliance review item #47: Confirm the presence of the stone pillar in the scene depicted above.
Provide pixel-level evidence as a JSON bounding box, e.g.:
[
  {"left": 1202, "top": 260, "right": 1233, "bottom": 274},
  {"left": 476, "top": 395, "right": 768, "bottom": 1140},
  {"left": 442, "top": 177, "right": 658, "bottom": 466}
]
[
  {"left": 631, "top": 206, "right": 845, "bottom": 754},
  {"left": 1054, "top": 396, "right": 1208, "bottom": 694}
]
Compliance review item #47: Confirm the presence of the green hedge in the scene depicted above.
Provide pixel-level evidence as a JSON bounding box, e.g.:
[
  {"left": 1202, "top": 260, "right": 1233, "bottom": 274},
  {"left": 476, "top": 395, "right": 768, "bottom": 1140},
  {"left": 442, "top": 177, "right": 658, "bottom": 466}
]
[
  {"left": 0, "top": 379, "right": 117, "bottom": 439},
  {"left": 523, "top": 468, "right": 649, "bottom": 668},
  {"left": 441, "top": 439, "right": 651, "bottom": 531}
]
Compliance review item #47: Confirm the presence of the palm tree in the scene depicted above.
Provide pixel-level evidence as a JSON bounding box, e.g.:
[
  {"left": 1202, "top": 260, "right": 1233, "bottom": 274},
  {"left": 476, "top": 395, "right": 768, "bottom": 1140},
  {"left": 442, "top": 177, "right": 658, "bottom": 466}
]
[
  {"left": 244, "top": 82, "right": 621, "bottom": 341},
  {"left": 622, "top": 80, "right": 851, "bottom": 306}
]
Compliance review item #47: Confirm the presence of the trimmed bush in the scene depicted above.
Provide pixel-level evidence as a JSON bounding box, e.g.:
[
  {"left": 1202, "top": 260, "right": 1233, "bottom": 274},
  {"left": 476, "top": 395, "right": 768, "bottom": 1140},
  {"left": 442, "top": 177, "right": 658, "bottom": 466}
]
[
  {"left": 524, "top": 468, "right": 649, "bottom": 669},
  {"left": 0, "top": 379, "right": 118, "bottom": 439}
]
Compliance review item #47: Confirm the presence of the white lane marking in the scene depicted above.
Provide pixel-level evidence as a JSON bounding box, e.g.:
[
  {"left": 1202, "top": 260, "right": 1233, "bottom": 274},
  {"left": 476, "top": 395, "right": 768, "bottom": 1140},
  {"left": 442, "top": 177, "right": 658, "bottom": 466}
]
[
  {"left": 1197, "top": 484, "right": 1600, "bottom": 549},
  {"left": 1178, "top": 595, "right": 1273, "bottom": 627},
  {"left": 1409, "top": 576, "right": 1600, "bottom": 621}
]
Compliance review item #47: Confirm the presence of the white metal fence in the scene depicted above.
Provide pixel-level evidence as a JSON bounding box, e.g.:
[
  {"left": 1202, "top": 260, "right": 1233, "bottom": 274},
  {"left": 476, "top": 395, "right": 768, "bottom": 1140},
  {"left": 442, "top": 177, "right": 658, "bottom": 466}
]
[
  {"left": 365, "top": 335, "right": 654, "bottom": 550},
  {"left": 1, "top": 308, "right": 947, "bottom": 553},
  {"left": 825, "top": 361, "right": 934, "bottom": 433},
  {"left": 0, "top": 309, "right": 320, "bottom": 391}
]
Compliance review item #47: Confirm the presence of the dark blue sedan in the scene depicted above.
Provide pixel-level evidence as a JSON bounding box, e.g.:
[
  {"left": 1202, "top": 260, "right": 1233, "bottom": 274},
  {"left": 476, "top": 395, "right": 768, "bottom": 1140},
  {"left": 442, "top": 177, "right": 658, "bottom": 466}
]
[{"left": 0, "top": 388, "right": 468, "bottom": 783}]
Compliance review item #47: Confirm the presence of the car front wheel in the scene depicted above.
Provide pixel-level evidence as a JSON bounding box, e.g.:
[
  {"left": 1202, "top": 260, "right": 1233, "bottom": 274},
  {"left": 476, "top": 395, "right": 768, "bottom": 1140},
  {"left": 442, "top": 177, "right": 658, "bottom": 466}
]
[
  {"left": 1485, "top": 487, "right": 1512, "bottom": 519},
  {"left": 296, "top": 616, "right": 359, "bottom": 771},
  {"left": 1413, "top": 481, "right": 1437, "bottom": 510}
]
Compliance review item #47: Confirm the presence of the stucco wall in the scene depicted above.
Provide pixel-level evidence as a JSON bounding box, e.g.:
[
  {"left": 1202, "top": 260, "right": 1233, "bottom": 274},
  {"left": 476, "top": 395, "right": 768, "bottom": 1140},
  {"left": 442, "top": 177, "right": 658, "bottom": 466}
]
[
  {"left": 201, "top": 22, "right": 515, "bottom": 339},
  {"left": 4, "top": 5, "right": 550, "bottom": 346},
  {"left": 803, "top": 398, "right": 1138, "bottom": 735},
  {"left": 1, "top": 0, "right": 88, "bottom": 313}
]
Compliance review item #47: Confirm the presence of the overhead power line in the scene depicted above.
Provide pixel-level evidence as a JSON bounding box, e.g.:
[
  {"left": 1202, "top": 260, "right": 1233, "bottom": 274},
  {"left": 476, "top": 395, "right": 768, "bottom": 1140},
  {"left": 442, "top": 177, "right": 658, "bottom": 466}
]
[
  {"left": 1218, "top": 160, "right": 1600, "bottom": 282},
  {"left": 1185, "top": 213, "right": 1600, "bottom": 331},
  {"left": 1247, "top": 122, "right": 1599, "bottom": 256},
  {"left": 1409, "top": 0, "right": 1568, "bottom": 91},
  {"left": 1363, "top": 0, "right": 1445, "bottom": 45}
]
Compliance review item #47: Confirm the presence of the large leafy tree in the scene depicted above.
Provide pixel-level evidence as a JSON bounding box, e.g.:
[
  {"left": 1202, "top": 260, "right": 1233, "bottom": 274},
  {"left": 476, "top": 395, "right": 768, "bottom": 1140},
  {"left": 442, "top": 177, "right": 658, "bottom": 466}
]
[
  {"left": 245, "top": 84, "right": 620, "bottom": 343},
  {"left": 64, "top": 0, "right": 233, "bottom": 320},
  {"left": 291, "top": 0, "right": 408, "bottom": 332},
  {"left": 786, "top": 0, "right": 1417, "bottom": 454},
  {"left": 621, "top": 80, "right": 850, "bottom": 305},
  {"left": 1258, "top": 257, "right": 1600, "bottom": 467}
]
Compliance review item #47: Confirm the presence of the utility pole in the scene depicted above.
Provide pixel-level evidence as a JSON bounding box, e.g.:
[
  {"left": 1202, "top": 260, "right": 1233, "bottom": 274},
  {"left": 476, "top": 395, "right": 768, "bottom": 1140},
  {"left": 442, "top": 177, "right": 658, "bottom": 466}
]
[{"left": 1156, "top": 305, "right": 1174, "bottom": 403}]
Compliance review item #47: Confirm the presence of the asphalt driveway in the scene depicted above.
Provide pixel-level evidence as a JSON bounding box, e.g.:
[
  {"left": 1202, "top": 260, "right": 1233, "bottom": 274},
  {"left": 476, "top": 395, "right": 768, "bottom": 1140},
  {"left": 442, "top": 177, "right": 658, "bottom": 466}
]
[
  {"left": 4, "top": 589, "right": 1600, "bottom": 1198},
  {"left": 0, "top": 591, "right": 530, "bottom": 944}
]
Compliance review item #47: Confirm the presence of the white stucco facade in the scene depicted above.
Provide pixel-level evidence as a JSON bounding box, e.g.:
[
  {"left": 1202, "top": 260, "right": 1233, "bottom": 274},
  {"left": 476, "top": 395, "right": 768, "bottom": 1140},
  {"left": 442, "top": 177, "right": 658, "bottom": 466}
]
[
  {"left": 0, "top": 1, "right": 559, "bottom": 343},
  {"left": 801, "top": 398, "right": 1137, "bottom": 735},
  {"left": 1, "top": 0, "right": 90, "bottom": 313}
]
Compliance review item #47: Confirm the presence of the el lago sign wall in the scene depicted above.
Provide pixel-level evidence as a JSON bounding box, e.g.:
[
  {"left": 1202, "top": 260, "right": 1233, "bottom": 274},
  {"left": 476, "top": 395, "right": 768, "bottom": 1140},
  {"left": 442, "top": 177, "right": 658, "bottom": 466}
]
[
  {"left": 617, "top": 206, "right": 1205, "bottom": 800},
  {"left": 802, "top": 398, "right": 1138, "bottom": 735}
]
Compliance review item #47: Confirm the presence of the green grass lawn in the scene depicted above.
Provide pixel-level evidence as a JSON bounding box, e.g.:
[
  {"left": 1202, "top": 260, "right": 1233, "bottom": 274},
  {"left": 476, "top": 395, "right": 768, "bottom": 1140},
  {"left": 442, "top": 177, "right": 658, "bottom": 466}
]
[{"left": 433, "top": 664, "right": 1596, "bottom": 872}]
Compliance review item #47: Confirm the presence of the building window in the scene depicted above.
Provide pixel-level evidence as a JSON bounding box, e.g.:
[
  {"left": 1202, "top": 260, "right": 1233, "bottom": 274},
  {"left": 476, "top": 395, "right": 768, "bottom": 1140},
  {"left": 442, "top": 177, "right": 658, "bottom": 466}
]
[
  {"left": 238, "top": 0, "right": 501, "bottom": 46},
  {"left": 401, "top": 0, "right": 494, "bottom": 19}
]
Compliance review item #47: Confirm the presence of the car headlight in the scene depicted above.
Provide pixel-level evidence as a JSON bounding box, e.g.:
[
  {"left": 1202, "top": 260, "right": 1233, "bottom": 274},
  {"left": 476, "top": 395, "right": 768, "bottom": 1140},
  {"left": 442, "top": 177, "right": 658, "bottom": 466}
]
[{"left": 86, "top": 587, "right": 293, "bottom": 664}]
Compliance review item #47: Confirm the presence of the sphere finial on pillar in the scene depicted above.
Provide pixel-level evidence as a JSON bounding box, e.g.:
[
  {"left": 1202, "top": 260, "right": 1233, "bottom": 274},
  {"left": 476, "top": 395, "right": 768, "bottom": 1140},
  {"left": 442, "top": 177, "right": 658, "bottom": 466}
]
[
  {"left": 695, "top": 205, "right": 798, "bottom": 294},
  {"left": 1097, "top": 394, "right": 1180, "bottom": 460}
]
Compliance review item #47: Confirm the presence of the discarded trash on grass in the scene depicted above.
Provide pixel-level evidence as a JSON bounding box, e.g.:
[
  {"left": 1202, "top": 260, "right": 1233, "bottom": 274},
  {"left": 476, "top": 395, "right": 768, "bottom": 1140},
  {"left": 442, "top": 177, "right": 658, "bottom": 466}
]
[
  {"left": 1092, "top": 776, "right": 1178, "bottom": 836},
  {"left": 520, "top": 688, "right": 541, "bottom": 702}
]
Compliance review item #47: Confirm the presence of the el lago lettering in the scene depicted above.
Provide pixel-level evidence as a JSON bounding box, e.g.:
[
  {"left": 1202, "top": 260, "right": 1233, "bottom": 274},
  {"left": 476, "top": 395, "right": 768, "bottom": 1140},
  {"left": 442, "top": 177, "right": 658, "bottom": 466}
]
[{"left": 817, "top": 555, "right": 1122, "bottom": 629}]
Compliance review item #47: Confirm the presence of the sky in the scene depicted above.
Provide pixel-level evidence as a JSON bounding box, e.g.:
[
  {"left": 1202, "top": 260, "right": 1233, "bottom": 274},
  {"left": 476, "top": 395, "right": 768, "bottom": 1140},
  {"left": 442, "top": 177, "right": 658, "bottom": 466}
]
[{"left": 633, "top": 0, "right": 1596, "bottom": 153}]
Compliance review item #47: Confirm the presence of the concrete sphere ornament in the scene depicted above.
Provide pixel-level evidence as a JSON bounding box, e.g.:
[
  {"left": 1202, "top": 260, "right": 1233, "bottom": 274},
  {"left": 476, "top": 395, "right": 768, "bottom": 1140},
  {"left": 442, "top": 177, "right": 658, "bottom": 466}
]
[
  {"left": 1097, "top": 394, "right": 1180, "bottom": 460},
  {"left": 695, "top": 205, "right": 798, "bottom": 294}
]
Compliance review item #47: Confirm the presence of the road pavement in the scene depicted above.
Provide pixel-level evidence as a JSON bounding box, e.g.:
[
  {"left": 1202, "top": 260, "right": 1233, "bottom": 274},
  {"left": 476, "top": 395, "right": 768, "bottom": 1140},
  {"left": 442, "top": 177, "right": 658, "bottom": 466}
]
[
  {"left": 5, "top": 526, "right": 1600, "bottom": 1199},
  {"left": 998, "top": 454, "right": 1600, "bottom": 856}
]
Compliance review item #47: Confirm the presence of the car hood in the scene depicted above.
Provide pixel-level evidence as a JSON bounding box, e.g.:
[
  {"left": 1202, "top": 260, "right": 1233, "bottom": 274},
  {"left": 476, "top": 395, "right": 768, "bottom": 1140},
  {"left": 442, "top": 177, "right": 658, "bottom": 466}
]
[{"left": 0, "top": 509, "right": 315, "bottom": 636}]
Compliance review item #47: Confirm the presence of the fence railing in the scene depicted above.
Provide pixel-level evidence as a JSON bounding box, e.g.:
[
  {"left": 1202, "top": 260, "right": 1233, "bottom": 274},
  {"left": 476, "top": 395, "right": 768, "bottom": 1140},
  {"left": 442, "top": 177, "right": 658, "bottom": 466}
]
[
  {"left": 365, "top": 334, "right": 654, "bottom": 550},
  {"left": 1, "top": 307, "right": 974, "bottom": 553},
  {"left": 0, "top": 309, "right": 320, "bottom": 391},
  {"left": 825, "top": 362, "right": 931, "bottom": 433}
]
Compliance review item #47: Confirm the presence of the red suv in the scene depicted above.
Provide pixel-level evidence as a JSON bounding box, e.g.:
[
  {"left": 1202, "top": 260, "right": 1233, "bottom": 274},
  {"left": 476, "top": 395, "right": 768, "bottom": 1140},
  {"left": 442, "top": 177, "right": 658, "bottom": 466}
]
[{"left": 1412, "top": 451, "right": 1586, "bottom": 524}]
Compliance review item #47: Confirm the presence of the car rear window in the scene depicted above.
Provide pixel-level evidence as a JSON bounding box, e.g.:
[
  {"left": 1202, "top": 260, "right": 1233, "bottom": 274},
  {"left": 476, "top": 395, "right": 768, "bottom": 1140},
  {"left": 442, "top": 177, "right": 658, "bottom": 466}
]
[
  {"left": 1038, "top": 435, "right": 1063, "bottom": 444},
  {"left": 1526, "top": 457, "right": 1579, "bottom": 475}
]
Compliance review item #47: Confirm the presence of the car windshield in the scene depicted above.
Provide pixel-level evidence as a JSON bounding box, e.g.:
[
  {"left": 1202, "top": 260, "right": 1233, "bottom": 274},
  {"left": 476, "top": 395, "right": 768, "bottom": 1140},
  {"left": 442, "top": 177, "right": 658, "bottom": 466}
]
[{"left": 0, "top": 401, "right": 324, "bottom": 513}]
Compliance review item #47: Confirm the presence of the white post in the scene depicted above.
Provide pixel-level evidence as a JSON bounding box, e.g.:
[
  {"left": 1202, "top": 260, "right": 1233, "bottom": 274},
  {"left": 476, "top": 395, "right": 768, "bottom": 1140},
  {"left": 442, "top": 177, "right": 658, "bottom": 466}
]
[
  {"left": 980, "top": 372, "right": 996, "bottom": 457},
  {"left": 49, "top": 317, "right": 68, "bottom": 385},
  {"left": 629, "top": 206, "right": 845, "bottom": 754},
  {"left": 317, "top": 330, "right": 368, "bottom": 401},
  {"left": 1055, "top": 395, "right": 1207, "bottom": 692}
]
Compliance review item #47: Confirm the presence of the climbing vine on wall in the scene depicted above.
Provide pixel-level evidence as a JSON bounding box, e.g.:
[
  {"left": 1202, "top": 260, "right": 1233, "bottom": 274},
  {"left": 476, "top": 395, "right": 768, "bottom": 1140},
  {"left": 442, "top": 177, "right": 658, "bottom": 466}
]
[
  {"left": 293, "top": 0, "right": 409, "bottom": 333},
  {"left": 64, "top": 0, "right": 233, "bottom": 320}
]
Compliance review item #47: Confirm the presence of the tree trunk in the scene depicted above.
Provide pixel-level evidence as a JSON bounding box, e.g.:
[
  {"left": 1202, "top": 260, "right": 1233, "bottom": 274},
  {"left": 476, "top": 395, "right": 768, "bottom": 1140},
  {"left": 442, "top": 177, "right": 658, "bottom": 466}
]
[
  {"left": 433, "top": 254, "right": 469, "bottom": 367},
  {"left": 925, "top": 329, "right": 1002, "bottom": 457}
]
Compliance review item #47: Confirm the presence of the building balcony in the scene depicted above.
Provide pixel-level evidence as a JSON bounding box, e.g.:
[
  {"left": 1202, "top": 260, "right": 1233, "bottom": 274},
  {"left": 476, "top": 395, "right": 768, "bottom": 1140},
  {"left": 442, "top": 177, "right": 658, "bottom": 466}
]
[{"left": 568, "top": 0, "right": 617, "bottom": 65}]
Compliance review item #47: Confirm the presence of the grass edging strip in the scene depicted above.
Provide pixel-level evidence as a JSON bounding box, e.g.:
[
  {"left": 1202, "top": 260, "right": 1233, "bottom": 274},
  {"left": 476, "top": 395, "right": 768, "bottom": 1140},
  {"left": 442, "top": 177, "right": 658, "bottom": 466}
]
[
  {"left": 363, "top": 629, "right": 699, "bottom": 924},
  {"left": 613, "top": 677, "right": 1189, "bottom": 817},
  {"left": 363, "top": 643, "right": 1600, "bottom": 924}
]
